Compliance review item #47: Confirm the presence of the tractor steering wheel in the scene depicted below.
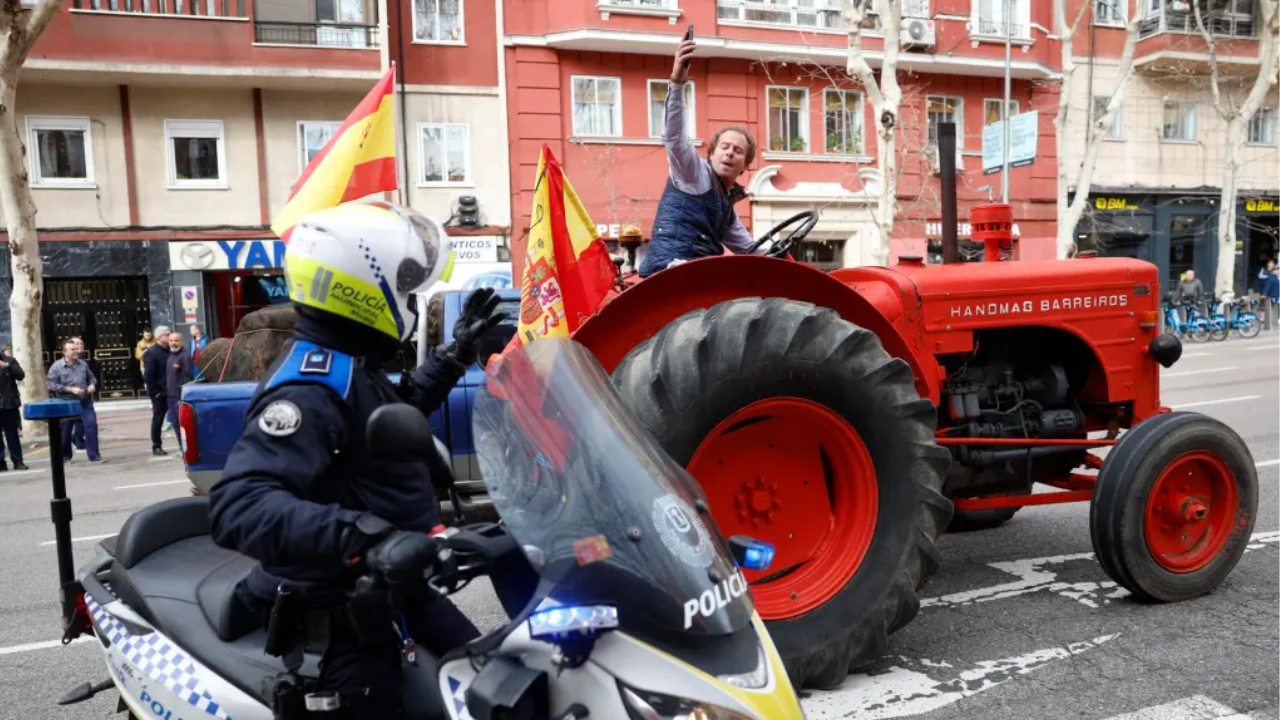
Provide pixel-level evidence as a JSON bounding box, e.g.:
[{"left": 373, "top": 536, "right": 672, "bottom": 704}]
[{"left": 749, "top": 210, "right": 820, "bottom": 258}]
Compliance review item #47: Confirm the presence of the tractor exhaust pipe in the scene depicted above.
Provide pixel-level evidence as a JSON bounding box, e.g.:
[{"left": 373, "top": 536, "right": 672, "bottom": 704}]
[{"left": 938, "top": 122, "right": 959, "bottom": 265}]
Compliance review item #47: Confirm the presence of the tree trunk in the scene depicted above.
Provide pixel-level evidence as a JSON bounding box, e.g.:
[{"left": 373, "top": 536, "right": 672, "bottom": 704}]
[
  {"left": 845, "top": 0, "right": 900, "bottom": 266},
  {"left": 1214, "top": 117, "right": 1244, "bottom": 299},
  {"left": 870, "top": 96, "right": 899, "bottom": 266},
  {"left": 0, "top": 75, "right": 47, "bottom": 437},
  {"left": 1053, "top": 3, "right": 1078, "bottom": 260}
]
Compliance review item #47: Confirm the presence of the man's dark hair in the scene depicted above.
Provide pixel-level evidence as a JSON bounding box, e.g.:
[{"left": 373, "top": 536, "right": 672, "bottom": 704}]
[{"left": 708, "top": 126, "right": 757, "bottom": 167}]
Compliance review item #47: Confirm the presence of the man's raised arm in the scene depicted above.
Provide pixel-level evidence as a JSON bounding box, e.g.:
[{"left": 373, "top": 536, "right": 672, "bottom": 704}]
[{"left": 664, "top": 39, "right": 709, "bottom": 195}]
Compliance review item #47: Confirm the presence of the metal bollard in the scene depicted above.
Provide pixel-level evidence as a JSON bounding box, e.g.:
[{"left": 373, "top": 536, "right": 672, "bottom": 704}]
[{"left": 23, "top": 399, "right": 84, "bottom": 633}]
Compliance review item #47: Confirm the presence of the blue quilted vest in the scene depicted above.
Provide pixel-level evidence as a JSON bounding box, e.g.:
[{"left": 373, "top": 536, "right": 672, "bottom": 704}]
[{"left": 640, "top": 161, "right": 742, "bottom": 277}]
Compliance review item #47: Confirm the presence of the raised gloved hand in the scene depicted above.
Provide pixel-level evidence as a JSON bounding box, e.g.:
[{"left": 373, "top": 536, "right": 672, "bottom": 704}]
[{"left": 449, "top": 287, "right": 505, "bottom": 367}]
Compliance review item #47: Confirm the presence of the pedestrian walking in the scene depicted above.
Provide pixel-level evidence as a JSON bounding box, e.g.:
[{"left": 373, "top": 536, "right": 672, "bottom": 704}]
[
  {"left": 0, "top": 345, "right": 28, "bottom": 471},
  {"left": 189, "top": 325, "right": 208, "bottom": 381},
  {"left": 135, "top": 329, "right": 156, "bottom": 374},
  {"left": 46, "top": 339, "right": 102, "bottom": 463},
  {"left": 143, "top": 325, "right": 172, "bottom": 456},
  {"left": 166, "top": 332, "right": 194, "bottom": 452},
  {"left": 69, "top": 336, "right": 88, "bottom": 450}
]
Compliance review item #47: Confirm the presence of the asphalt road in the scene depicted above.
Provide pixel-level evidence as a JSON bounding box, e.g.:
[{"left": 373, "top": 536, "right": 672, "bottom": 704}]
[{"left": 0, "top": 334, "right": 1276, "bottom": 720}]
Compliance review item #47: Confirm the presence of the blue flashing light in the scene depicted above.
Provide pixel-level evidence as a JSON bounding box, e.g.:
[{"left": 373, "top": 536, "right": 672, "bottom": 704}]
[
  {"left": 23, "top": 400, "right": 82, "bottom": 421},
  {"left": 528, "top": 604, "right": 619, "bottom": 640},
  {"left": 741, "top": 540, "right": 776, "bottom": 571}
]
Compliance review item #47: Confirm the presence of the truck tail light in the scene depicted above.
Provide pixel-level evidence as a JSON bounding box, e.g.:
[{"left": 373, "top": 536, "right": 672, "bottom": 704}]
[
  {"left": 1138, "top": 310, "right": 1159, "bottom": 329},
  {"left": 178, "top": 401, "right": 198, "bottom": 465}
]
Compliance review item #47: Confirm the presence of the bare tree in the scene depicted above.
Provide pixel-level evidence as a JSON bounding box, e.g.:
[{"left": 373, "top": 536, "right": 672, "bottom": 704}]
[
  {"left": 844, "top": 0, "right": 903, "bottom": 265},
  {"left": 1054, "top": 0, "right": 1143, "bottom": 259},
  {"left": 0, "top": 0, "right": 61, "bottom": 431},
  {"left": 1192, "top": 0, "right": 1280, "bottom": 298}
]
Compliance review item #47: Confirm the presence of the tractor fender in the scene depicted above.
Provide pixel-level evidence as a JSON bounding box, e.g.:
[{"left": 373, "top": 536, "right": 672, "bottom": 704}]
[{"left": 573, "top": 255, "right": 938, "bottom": 402}]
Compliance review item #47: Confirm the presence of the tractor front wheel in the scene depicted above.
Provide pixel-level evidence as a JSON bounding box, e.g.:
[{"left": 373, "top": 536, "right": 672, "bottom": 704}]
[
  {"left": 1090, "top": 411, "right": 1257, "bottom": 602},
  {"left": 612, "top": 298, "right": 952, "bottom": 689}
]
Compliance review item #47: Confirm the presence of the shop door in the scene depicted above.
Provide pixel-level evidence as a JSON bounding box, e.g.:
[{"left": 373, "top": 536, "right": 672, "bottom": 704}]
[
  {"left": 1168, "top": 215, "right": 1209, "bottom": 290},
  {"left": 43, "top": 277, "right": 152, "bottom": 400}
]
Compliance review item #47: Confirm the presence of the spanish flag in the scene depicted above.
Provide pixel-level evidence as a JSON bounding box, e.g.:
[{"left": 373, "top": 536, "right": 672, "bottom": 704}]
[
  {"left": 511, "top": 145, "right": 614, "bottom": 347},
  {"left": 271, "top": 66, "right": 399, "bottom": 243}
]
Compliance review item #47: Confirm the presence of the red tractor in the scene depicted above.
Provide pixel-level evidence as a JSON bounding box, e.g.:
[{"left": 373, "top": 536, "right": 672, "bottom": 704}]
[{"left": 557, "top": 129, "right": 1259, "bottom": 690}]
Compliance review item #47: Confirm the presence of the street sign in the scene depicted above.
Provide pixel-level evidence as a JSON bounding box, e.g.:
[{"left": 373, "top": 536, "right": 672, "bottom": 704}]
[{"left": 983, "top": 110, "right": 1038, "bottom": 175}]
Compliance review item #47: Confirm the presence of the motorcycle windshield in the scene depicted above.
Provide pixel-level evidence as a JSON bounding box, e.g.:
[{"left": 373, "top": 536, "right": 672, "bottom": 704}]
[{"left": 473, "top": 337, "right": 753, "bottom": 637}]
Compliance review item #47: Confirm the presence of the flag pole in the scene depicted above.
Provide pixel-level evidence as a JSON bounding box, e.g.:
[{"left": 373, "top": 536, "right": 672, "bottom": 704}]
[{"left": 390, "top": 61, "right": 408, "bottom": 205}]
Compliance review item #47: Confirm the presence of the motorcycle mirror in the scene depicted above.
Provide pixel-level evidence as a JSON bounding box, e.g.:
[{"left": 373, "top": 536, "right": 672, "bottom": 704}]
[{"left": 366, "top": 404, "right": 434, "bottom": 461}]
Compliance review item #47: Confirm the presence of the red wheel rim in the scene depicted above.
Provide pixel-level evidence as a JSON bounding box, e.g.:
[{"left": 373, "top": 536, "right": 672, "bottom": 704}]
[
  {"left": 687, "top": 398, "right": 878, "bottom": 619},
  {"left": 1144, "top": 451, "right": 1238, "bottom": 573}
]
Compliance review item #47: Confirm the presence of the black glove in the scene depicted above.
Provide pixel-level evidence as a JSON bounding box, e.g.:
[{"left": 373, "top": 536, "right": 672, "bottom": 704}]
[
  {"left": 449, "top": 287, "right": 505, "bottom": 367},
  {"left": 366, "top": 530, "right": 440, "bottom": 586}
]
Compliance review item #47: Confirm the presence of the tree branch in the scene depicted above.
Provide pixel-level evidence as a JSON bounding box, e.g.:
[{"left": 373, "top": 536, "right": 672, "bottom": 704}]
[
  {"left": 1191, "top": 0, "right": 1225, "bottom": 115},
  {"left": 844, "top": 0, "right": 883, "bottom": 107}
]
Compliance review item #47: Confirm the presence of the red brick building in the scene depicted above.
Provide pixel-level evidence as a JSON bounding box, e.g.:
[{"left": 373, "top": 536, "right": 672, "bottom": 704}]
[{"left": 502, "top": 0, "right": 1066, "bottom": 272}]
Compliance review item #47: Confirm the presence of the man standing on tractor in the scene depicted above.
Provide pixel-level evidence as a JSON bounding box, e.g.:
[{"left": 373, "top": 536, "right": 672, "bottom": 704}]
[{"left": 639, "top": 32, "right": 769, "bottom": 277}]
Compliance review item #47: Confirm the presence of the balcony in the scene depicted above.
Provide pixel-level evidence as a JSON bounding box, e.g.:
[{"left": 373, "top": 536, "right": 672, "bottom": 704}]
[
  {"left": 71, "top": 0, "right": 246, "bottom": 16},
  {"left": 1139, "top": 1, "right": 1256, "bottom": 39},
  {"left": 254, "top": 21, "right": 379, "bottom": 49},
  {"left": 717, "top": 0, "right": 847, "bottom": 33}
]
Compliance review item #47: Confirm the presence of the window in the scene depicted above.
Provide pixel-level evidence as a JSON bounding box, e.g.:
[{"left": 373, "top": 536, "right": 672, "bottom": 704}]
[
  {"left": 297, "top": 121, "right": 341, "bottom": 175},
  {"left": 976, "top": 0, "right": 1030, "bottom": 37},
  {"left": 824, "top": 89, "right": 863, "bottom": 155},
  {"left": 1248, "top": 106, "right": 1277, "bottom": 145},
  {"left": 1095, "top": 0, "right": 1125, "bottom": 25},
  {"left": 419, "top": 123, "right": 470, "bottom": 185},
  {"left": 1162, "top": 100, "right": 1197, "bottom": 142},
  {"left": 572, "top": 76, "right": 622, "bottom": 137},
  {"left": 983, "top": 99, "right": 1020, "bottom": 126},
  {"left": 164, "top": 120, "right": 226, "bottom": 189},
  {"left": 767, "top": 86, "right": 809, "bottom": 153},
  {"left": 1092, "top": 96, "right": 1124, "bottom": 139},
  {"left": 26, "top": 116, "right": 92, "bottom": 188},
  {"left": 316, "top": 0, "right": 364, "bottom": 22},
  {"left": 413, "top": 0, "right": 463, "bottom": 44},
  {"left": 926, "top": 95, "right": 963, "bottom": 147},
  {"left": 648, "top": 80, "right": 695, "bottom": 139}
]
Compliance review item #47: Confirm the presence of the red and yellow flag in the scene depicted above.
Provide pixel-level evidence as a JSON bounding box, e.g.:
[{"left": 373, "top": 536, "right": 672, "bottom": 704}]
[
  {"left": 511, "top": 144, "right": 614, "bottom": 347},
  {"left": 271, "top": 66, "right": 399, "bottom": 243}
]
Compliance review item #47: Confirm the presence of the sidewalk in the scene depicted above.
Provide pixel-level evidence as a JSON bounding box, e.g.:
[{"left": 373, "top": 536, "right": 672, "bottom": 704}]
[{"left": 19, "top": 399, "right": 177, "bottom": 449}]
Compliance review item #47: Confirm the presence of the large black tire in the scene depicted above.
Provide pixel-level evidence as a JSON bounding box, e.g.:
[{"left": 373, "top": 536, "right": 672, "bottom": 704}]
[
  {"left": 1091, "top": 412, "right": 1257, "bottom": 602},
  {"left": 946, "top": 451, "right": 1085, "bottom": 532},
  {"left": 945, "top": 465, "right": 1031, "bottom": 532},
  {"left": 612, "top": 297, "right": 952, "bottom": 689}
]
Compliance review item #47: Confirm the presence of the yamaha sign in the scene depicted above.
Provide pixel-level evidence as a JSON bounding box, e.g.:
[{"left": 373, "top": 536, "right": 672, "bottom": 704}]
[{"left": 168, "top": 240, "right": 286, "bottom": 272}]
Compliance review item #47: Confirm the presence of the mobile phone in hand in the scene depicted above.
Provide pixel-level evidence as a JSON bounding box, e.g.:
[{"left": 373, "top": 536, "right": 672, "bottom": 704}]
[{"left": 682, "top": 25, "right": 694, "bottom": 70}]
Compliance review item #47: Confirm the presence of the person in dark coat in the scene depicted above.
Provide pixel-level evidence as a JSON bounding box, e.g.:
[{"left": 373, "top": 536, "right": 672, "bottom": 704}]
[
  {"left": 0, "top": 345, "right": 27, "bottom": 471},
  {"left": 165, "top": 331, "right": 194, "bottom": 452},
  {"left": 143, "top": 326, "right": 172, "bottom": 456},
  {"left": 209, "top": 203, "right": 502, "bottom": 718}
]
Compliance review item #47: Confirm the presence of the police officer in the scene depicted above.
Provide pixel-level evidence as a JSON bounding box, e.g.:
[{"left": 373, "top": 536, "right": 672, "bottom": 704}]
[{"left": 209, "top": 202, "right": 504, "bottom": 717}]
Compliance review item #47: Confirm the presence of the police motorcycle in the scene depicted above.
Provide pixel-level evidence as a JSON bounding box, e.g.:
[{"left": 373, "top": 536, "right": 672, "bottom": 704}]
[{"left": 52, "top": 336, "right": 805, "bottom": 720}]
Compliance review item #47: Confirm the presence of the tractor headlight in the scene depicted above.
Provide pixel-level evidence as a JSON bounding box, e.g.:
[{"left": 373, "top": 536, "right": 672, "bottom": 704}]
[{"left": 621, "top": 685, "right": 756, "bottom": 720}]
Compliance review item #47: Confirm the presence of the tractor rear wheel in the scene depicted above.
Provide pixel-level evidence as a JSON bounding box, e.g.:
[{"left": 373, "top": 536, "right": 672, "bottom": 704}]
[
  {"left": 612, "top": 298, "right": 952, "bottom": 689},
  {"left": 1090, "top": 412, "right": 1257, "bottom": 602}
]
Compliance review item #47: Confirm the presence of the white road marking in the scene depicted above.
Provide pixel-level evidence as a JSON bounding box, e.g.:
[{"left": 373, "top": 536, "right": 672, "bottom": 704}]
[
  {"left": 113, "top": 479, "right": 187, "bottom": 490},
  {"left": 38, "top": 532, "right": 116, "bottom": 547},
  {"left": 1171, "top": 396, "right": 1262, "bottom": 409},
  {"left": 0, "top": 470, "right": 39, "bottom": 478},
  {"left": 1257, "top": 459, "right": 1280, "bottom": 468},
  {"left": 0, "top": 636, "right": 91, "bottom": 657},
  {"left": 1162, "top": 367, "right": 1238, "bottom": 378},
  {"left": 1099, "top": 695, "right": 1250, "bottom": 720},
  {"left": 802, "top": 635, "right": 1118, "bottom": 719},
  {"left": 1245, "top": 345, "right": 1279, "bottom": 352},
  {"left": 1179, "top": 352, "right": 1213, "bottom": 358},
  {"left": 923, "top": 531, "right": 1278, "bottom": 610}
]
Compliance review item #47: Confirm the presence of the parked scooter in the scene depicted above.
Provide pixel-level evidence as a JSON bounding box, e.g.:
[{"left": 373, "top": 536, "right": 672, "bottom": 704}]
[{"left": 53, "top": 337, "right": 805, "bottom": 720}]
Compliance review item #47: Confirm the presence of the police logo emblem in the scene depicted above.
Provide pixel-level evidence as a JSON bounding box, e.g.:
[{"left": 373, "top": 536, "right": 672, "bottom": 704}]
[
  {"left": 652, "top": 494, "right": 712, "bottom": 569},
  {"left": 259, "top": 400, "right": 302, "bottom": 437}
]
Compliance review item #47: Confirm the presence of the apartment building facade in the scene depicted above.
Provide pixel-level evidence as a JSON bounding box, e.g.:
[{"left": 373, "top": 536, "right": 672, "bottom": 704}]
[
  {"left": 502, "top": 0, "right": 1069, "bottom": 273},
  {"left": 3, "top": 0, "right": 508, "bottom": 399},
  {"left": 1064, "top": 0, "right": 1278, "bottom": 296}
]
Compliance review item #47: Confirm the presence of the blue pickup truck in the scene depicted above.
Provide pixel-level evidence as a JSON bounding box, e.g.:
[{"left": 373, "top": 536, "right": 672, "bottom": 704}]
[{"left": 178, "top": 288, "right": 522, "bottom": 521}]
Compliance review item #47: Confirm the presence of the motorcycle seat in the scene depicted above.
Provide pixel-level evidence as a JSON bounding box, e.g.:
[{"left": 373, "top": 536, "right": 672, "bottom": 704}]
[{"left": 103, "top": 498, "right": 448, "bottom": 720}]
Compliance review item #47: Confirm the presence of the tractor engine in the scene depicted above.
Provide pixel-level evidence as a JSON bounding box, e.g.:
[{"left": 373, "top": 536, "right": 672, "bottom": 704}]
[{"left": 939, "top": 360, "right": 1088, "bottom": 495}]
